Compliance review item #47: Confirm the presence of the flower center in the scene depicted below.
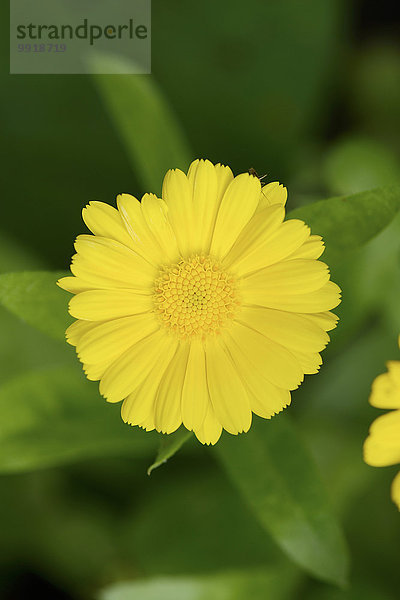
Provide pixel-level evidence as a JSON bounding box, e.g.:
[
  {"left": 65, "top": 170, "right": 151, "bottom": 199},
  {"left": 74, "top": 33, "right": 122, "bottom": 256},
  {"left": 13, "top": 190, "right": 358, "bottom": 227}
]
[{"left": 154, "top": 256, "right": 240, "bottom": 339}]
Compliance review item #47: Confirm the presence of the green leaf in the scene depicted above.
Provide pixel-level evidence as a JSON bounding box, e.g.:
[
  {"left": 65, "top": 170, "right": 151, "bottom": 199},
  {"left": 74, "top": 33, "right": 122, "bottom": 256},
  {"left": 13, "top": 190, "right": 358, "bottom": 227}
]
[
  {"left": 0, "top": 230, "right": 46, "bottom": 273},
  {"left": 0, "top": 366, "right": 157, "bottom": 472},
  {"left": 0, "top": 306, "right": 70, "bottom": 388},
  {"left": 98, "top": 566, "right": 299, "bottom": 600},
  {"left": 307, "top": 578, "right": 396, "bottom": 600},
  {"left": 152, "top": 0, "right": 344, "bottom": 175},
  {"left": 288, "top": 185, "right": 400, "bottom": 263},
  {"left": 321, "top": 136, "right": 400, "bottom": 196},
  {"left": 0, "top": 271, "right": 70, "bottom": 341},
  {"left": 121, "top": 462, "right": 280, "bottom": 575},
  {"left": 214, "top": 415, "right": 349, "bottom": 587},
  {"left": 147, "top": 428, "right": 192, "bottom": 475},
  {"left": 89, "top": 54, "right": 193, "bottom": 194}
]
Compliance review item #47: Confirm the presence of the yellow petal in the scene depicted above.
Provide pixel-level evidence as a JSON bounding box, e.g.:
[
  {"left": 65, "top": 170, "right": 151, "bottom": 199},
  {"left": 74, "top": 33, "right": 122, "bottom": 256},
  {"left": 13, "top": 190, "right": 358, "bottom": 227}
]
[
  {"left": 242, "top": 280, "right": 341, "bottom": 313},
  {"left": 188, "top": 161, "right": 233, "bottom": 201},
  {"left": 57, "top": 276, "right": 101, "bottom": 294},
  {"left": 223, "top": 332, "right": 291, "bottom": 418},
  {"left": 210, "top": 173, "right": 261, "bottom": 259},
  {"left": 205, "top": 337, "right": 252, "bottom": 435},
  {"left": 194, "top": 402, "right": 222, "bottom": 445},
  {"left": 140, "top": 193, "right": 180, "bottom": 263},
  {"left": 300, "top": 311, "right": 338, "bottom": 332},
  {"left": 187, "top": 159, "right": 218, "bottom": 253},
  {"left": 364, "top": 410, "right": 400, "bottom": 466},
  {"left": 76, "top": 313, "right": 158, "bottom": 365},
  {"left": 84, "top": 360, "right": 110, "bottom": 381},
  {"left": 69, "top": 289, "right": 154, "bottom": 321},
  {"left": 136, "top": 414, "right": 156, "bottom": 432},
  {"left": 250, "top": 384, "right": 291, "bottom": 419},
  {"left": 237, "top": 306, "right": 329, "bottom": 353},
  {"left": 242, "top": 259, "right": 330, "bottom": 297},
  {"left": 100, "top": 329, "right": 177, "bottom": 403},
  {"left": 72, "top": 235, "right": 156, "bottom": 289},
  {"left": 229, "top": 219, "right": 310, "bottom": 276},
  {"left": 257, "top": 181, "right": 287, "bottom": 210},
  {"left": 286, "top": 235, "right": 325, "bottom": 260},
  {"left": 154, "top": 342, "right": 189, "bottom": 434},
  {"left": 122, "top": 346, "right": 177, "bottom": 426},
  {"left": 222, "top": 204, "right": 285, "bottom": 270},
  {"left": 187, "top": 159, "right": 201, "bottom": 180},
  {"left": 82, "top": 201, "right": 136, "bottom": 249},
  {"left": 162, "top": 168, "right": 194, "bottom": 256},
  {"left": 390, "top": 471, "right": 400, "bottom": 510},
  {"left": 293, "top": 350, "right": 323, "bottom": 374},
  {"left": 226, "top": 321, "right": 304, "bottom": 390},
  {"left": 69, "top": 257, "right": 119, "bottom": 290},
  {"left": 388, "top": 360, "right": 400, "bottom": 387},
  {"left": 65, "top": 319, "right": 99, "bottom": 346},
  {"left": 214, "top": 163, "right": 234, "bottom": 200},
  {"left": 117, "top": 193, "right": 164, "bottom": 264},
  {"left": 369, "top": 368, "right": 400, "bottom": 409},
  {"left": 181, "top": 338, "right": 209, "bottom": 432}
]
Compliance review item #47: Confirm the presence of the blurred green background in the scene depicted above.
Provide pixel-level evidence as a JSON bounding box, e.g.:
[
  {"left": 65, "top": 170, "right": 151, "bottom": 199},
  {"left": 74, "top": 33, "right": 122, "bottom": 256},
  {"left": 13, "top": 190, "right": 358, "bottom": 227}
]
[{"left": 1, "top": 0, "right": 400, "bottom": 598}]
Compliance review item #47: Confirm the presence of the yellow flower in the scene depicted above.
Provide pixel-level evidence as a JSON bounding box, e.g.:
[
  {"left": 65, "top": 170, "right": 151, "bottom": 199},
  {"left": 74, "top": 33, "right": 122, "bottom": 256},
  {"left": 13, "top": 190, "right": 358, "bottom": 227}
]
[
  {"left": 364, "top": 336, "right": 400, "bottom": 509},
  {"left": 58, "top": 159, "right": 341, "bottom": 445}
]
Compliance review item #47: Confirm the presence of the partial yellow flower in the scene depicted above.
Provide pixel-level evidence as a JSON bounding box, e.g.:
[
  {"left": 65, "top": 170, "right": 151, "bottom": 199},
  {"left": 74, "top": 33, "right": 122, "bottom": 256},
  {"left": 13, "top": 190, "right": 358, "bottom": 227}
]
[
  {"left": 58, "top": 159, "right": 341, "bottom": 445},
  {"left": 364, "top": 335, "right": 400, "bottom": 509}
]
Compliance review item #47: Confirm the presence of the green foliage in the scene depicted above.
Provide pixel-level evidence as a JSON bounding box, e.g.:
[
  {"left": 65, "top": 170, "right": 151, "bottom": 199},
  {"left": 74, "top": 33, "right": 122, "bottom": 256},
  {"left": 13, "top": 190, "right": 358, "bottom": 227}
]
[
  {"left": 148, "top": 429, "right": 193, "bottom": 475},
  {"left": 307, "top": 579, "right": 397, "bottom": 600},
  {"left": 0, "top": 271, "right": 71, "bottom": 341},
  {"left": 118, "top": 463, "right": 281, "bottom": 576},
  {"left": 322, "top": 137, "right": 400, "bottom": 196},
  {"left": 289, "top": 185, "right": 400, "bottom": 263},
  {"left": 98, "top": 566, "right": 299, "bottom": 600},
  {"left": 294, "top": 325, "right": 398, "bottom": 516},
  {"left": 350, "top": 41, "right": 400, "bottom": 138},
  {"left": 0, "top": 366, "right": 157, "bottom": 472},
  {"left": 0, "top": 238, "right": 71, "bottom": 386},
  {"left": 151, "top": 0, "right": 344, "bottom": 175},
  {"left": 1, "top": 2, "right": 400, "bottom": 598},
  {"left": 0, "top": 231, "right": 46, "bottom": 273},
  {"left": 215, "top": 416, "right": 349, "bottom": 586},
  {"left": 90, "top": 54, "right": 192, "bottom": 195},
  {"left": 2, "top": 180, "right": 398, "bottom": 587},
  {"left": 0, "top": 307, "right": 69, "bottom": 387}
]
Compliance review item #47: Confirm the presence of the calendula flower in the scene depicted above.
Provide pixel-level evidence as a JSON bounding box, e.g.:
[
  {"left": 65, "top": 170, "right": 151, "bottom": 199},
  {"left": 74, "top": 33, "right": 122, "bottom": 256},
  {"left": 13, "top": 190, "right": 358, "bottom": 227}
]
[
  {"left": 364, "top": 336, "right": 400, "bottom": 509},
  {"left": 58, "top": 159, "right": 341, "bottom": 445}
]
